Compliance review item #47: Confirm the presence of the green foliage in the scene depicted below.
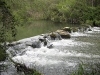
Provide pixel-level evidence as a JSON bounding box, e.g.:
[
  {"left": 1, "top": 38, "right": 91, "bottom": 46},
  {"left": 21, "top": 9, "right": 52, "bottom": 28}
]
[
  {"left": 48, "top": 0, "right": 75, "bottom": 23},
  {"left": 95, "top": 20, "right": 100, "bottom": 26},
  {"left": 0, "top": 0, "right": 17, "bottom": 61},
  {"left": 85, "top": 20, "right": 93, "bottom": 25},
  {"left": 4, "top": 0, "right": 61, "bottom": 24},
  {"left": 1, "top": 0, "right": 100, "bottom": 24},
  {"left": 27, "top": 70, "right": 42, "bottom": 75},
  {"left": 0, "top": 0, "right": 17, "bottom": 42},
  {"left": 0, "top": 45, "right": 7, "bottom": 61},
  {"left": 48, "top": 0, "right": 100, "bottom": 24},
  {"left": 71, "top": 63, "right": 100, "bottom": 75}
]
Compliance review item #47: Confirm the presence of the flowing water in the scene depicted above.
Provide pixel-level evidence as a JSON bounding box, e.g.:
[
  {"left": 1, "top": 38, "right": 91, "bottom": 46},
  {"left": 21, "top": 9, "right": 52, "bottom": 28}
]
[{"left": 0, "top": 26, "right": 100, "bottom": 75}]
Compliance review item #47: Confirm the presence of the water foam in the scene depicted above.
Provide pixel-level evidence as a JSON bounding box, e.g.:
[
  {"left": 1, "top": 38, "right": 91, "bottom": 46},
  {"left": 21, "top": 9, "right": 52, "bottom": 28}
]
[
  {"left": 12, "top": 44, "right": 100, "bottom": 67},
  {"left": 71, "top": 32, "right": 88, "bottom": 37},
  {"left": 51, "top": 39, "right": 93, "bottom": 47},
  {"left": 9, "top": 27, "right": 100, "bottom": 73},
  {"left": 93, "top": 27, "right": 100, "bottom": 32}
]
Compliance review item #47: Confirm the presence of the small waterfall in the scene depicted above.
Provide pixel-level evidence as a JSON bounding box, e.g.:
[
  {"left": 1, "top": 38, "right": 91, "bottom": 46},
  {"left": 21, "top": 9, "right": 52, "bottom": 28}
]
[
  {"left": 89, "top": 25, "right": 92, "bottom": 29},
  {"left": 71, "top": 30, "right": 73, "bottom": 34}
]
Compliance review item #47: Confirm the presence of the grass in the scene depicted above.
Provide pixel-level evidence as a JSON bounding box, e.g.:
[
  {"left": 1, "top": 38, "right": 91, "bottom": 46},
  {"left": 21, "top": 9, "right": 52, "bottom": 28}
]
[{"left": 71, "top": 62, "right": 100, "bottom": 75}]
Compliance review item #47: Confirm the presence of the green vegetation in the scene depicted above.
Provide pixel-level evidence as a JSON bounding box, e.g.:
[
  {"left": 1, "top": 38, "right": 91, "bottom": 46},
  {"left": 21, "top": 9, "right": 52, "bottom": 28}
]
[
  {"left": 9, "top": 58, "right": 42, "bottom": 75},
  {"left": 0, "top": 0, "right": 17, "bottom": 42},
  {"left": 48, "top": 0, "right": 100, "bottom": 26},
  {"left": 2, "top": 0, "right": 100, "bottom": 26},
  {"left": 5, "top": 0, "right": 61, "bottom": 25},
  {"left": 0, "top": 1, "right": 100, "bottom": 75},
  {"left": 0, "top": 0, "right": 17, "bottom": 61},
  {"left": 0, "top": 45, "right": 7, "bottom": 61},
  {"left": 2, "top": 0, "right": 100, "bottom": 40},
  {"left": 71, "top": 62, "right": 100, "bottom": 75}
]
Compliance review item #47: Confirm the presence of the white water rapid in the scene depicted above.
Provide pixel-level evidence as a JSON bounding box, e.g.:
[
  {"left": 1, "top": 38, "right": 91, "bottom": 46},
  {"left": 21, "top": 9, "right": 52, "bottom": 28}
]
[{"left": 1, "top": 27, "right": 100, "bottom": 75}]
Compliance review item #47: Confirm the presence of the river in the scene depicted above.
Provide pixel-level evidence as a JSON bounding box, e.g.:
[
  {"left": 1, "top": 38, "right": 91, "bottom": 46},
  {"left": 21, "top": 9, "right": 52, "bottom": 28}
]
[
  {"left": 16, "top": 20, "right": 77, "bottom": 40},
  {"left": 0, "top": 21, "right": 100, "bottom": 75}
]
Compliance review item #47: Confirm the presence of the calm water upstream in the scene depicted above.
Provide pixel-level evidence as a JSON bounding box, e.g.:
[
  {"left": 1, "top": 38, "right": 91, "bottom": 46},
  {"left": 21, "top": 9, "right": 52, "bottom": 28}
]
[
  {"left": 0, "top": 21, "right": 100, "bottom": 75},
  {"left": 16, "top": 20, "right": 77, "bottom": 40}
]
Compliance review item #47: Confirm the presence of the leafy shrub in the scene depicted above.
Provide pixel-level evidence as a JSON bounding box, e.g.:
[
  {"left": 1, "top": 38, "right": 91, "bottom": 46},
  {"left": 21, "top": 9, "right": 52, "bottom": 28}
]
[
  {"left": 85, "top": 20, "right": 93, "bottom": 25},
  {"left": 0, "top": 45, "right": 7, "bottom": 61},
  {"left": 71, "top": 62, "right": 100, "bottom": 75},
  {"left": 95, "top": 20, "right": 100, "bottom": 26}
]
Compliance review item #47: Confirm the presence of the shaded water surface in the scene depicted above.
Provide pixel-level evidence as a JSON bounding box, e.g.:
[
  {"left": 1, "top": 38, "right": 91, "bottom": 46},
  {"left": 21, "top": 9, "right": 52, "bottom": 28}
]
[{"left": 16, "top": 20, "right": 77, "bottom": 40}]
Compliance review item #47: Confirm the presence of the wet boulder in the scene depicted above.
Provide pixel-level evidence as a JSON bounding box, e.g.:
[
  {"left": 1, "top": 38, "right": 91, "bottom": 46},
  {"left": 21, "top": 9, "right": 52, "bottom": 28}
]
[
  {"left": 62, "top": 27, "right": 71, "bottom": 33},
  {"left": 49, "top": 32, "right": 62, "bottom": 40},
  {"left": 56, "top": 30, "right": 71, "bottom": 39},
  {"left": 56, "top": 30, "right": 64, "bottom": 33},
  {"left": 39, "top": 38, "right": 45, "bottom": 42},
  {"left": 25, "top": 41, "right": 33, "bottom": 46},
  {"left": 7, "top": 42, "right": 21, "bottom": 47},
  {"left": 88, "top": 28, "right": 92, "bottom": 31},
  {"left": 49, "top": 32, "right": 57, "bottom": 40},
  {"left": 47, "top": 44, "right": 53, "bottom": 49},
  {"left": 31, "top": 40, "right": 41, "bottom": 48},
  {"left": 71, "top": 27, "right": 78, "bottom": 32}
]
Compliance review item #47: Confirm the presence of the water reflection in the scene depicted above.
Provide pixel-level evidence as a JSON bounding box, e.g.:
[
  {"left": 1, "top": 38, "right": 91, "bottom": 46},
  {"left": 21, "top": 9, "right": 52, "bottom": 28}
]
[{"left": 16, "top": 20, "right": 78, "bottom": 40}]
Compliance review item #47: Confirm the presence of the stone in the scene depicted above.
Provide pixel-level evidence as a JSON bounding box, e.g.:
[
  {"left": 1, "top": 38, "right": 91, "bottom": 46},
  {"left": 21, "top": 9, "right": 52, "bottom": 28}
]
[
  {"left": 47, "top": 44, "right": 53, "bottom": 49},
  {"left": 49, "top": 32, "right": 57, "bottom": 40},
  {"left": 56, "top": 30, "right": 71, "bottom": 39},
  {"left": 49, "top": 32, "right": 62, "bottom": 40},
  {"left": 71, "top": 27, "right": 78, "bottom": 32},
  {"left": 31, "top": 40, "right": 41, "bottom": 48},
  {"left": 62, "top": 27, "right": 71, "bottom": 33}
]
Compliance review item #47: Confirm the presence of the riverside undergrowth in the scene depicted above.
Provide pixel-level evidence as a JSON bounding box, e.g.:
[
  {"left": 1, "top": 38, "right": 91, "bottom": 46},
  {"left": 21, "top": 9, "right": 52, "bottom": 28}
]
[{"left": 71, "top": 62, "right": 100, "bottom": 75}]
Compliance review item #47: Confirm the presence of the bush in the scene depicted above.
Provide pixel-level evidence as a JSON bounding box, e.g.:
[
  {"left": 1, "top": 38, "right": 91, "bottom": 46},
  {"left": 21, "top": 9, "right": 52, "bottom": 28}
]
[
  {"left": 71, "top": 62, "right": 100, "bottom": 75},
  {"left": 85, "top": 20, "right": 93, "bottom": 25},
  {"left": 95, "top": 20, "right": 100, "bottom": 26},
  {"left": 0, "top": 45, "right": 7, "bottom": 61}
]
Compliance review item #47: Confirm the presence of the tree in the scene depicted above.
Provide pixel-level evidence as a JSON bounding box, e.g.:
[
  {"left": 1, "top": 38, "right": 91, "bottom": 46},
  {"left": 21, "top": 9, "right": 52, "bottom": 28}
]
[
  {"left": 0, "top": 0, "right": 17, "bottom": 61},
  {"left": 0, "top": 0, "right": 17, "bottom": 42}
]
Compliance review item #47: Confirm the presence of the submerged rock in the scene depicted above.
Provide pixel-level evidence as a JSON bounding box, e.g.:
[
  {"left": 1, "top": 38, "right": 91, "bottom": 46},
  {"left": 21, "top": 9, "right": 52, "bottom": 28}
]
[
  {"left": 7, "top": 42, "right": 21, "bottom": 47},
  {"left": 47, "top": 44, "right": 53, "bottom": 49}
]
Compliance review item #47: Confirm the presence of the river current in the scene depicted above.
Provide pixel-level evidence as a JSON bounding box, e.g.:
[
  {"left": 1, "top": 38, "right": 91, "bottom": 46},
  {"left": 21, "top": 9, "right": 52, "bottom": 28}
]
[{"left": 1, "top": 27, "right": 100, "bottom": 75}]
